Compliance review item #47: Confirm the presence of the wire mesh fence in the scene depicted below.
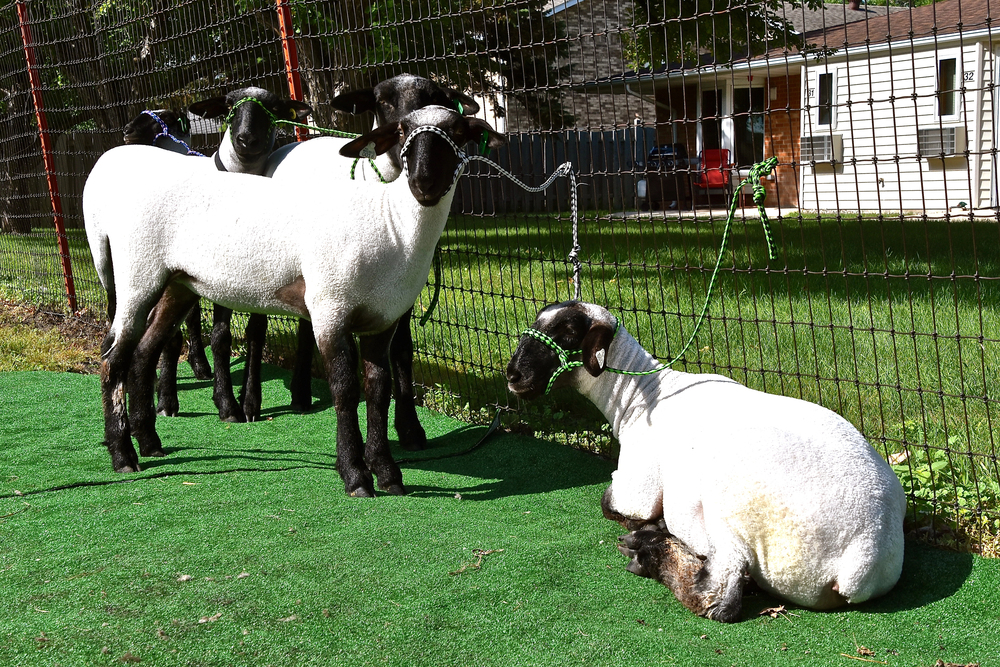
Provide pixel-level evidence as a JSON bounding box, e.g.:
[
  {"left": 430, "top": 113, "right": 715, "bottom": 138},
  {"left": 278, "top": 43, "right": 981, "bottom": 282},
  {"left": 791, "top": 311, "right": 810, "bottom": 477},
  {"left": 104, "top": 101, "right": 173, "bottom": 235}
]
[{"left": 1, "top": 0, "right": 997, "bottom": 553}]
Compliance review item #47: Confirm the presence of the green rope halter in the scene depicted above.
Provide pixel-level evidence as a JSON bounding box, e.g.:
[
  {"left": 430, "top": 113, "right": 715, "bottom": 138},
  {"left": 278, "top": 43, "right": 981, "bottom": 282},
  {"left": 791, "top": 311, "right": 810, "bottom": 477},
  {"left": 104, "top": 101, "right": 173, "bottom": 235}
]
[
  {"left": 521, "top": 157, "right": 780, "bottom": 394},
  {"left": 221, "top": 96, "right": 387, "bottom": 183}
]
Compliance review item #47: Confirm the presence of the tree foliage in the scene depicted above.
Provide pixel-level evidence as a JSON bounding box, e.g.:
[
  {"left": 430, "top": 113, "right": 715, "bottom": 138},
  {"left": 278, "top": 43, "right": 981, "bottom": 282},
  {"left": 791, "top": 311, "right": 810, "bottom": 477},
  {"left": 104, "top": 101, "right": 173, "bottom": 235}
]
[{"left": 623, "top": 0, "right": 826, "bottom": 69}]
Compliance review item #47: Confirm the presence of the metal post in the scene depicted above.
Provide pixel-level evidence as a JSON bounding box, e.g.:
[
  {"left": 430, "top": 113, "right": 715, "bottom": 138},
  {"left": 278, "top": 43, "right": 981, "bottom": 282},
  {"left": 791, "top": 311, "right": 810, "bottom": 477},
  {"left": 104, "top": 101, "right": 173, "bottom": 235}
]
[
  {"left": 16, "top": 0, "right": 78, "bottom": 313},
  {"left": 276, "top": 0, "right": 308, "bottom": 142}
]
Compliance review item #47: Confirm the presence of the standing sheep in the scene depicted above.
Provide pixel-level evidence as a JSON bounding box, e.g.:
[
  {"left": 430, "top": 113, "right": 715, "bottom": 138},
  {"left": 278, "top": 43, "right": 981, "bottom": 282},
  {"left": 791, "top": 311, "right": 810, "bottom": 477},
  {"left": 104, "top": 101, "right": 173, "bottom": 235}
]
[
  {"left": 506, "top": 300, "right": 906, "bottom": 622},
  {"left": 263, "top": 74, "right": 480, "bottom": 450},
  {"left": 145, "top": 88, "right": 311, "bottom": 424},
  {"left": 84, "top": 106, "right": 503, "bottom": 497}
]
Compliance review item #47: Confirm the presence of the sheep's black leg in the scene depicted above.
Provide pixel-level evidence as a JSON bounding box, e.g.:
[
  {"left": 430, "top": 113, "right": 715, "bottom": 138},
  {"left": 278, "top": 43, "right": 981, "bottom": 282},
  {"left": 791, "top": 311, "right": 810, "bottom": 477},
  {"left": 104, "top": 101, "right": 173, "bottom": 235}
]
[
  {"left": 101, "top": 330, "right": 141, "bottom": 473},
  {"left": 239, "top": 313, "right": 267, "bottom": 422},
  {"left": 210, "top": 304, "right": 245, "bottom": 423},
  {"left": 184, "top": 302, "right": 212, "bottom": 380},
  {"left": 361, "top": 326, "right": 406, "bottom": 495},
  {"left": 389, "top": 310, "right": 426, "bottom": 451},
  {"left": 318, "top": 331, "right": 374, "bottom": 497},
  {"left": 155, "top": 331, "right": 182, "bottom": 417},
  {"left": 617, "top": 527, "right": 744, "bottom": 623},
  {"left": 289, "top": 318, "right": 314, "bottom": 412},
  {"left": 130, "top": 283, "right": 200, "bottom": 458}
]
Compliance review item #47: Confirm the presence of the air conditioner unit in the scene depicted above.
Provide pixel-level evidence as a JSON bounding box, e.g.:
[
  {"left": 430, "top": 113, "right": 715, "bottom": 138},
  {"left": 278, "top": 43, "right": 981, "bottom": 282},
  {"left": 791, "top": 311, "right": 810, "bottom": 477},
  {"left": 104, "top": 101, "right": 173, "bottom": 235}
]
[
  {"left": 917, "top": 126, "right": 966, "bottom": 157},
  {"left": 800, "top": 134, "right": 843, "bottom": 164}
]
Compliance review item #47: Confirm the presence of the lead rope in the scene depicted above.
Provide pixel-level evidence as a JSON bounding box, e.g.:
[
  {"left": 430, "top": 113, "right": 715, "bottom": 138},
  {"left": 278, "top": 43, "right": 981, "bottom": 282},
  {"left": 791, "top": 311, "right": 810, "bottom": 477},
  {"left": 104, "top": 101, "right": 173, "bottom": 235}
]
[
  {"left": 142, "top": 110, "right": 204, "bottom": 157},
  {"left": 522, "top": 157, "right": 780, "bottom": 393},
  {"left": 398, "top": 124, "right": 580, "bottom": 324}
]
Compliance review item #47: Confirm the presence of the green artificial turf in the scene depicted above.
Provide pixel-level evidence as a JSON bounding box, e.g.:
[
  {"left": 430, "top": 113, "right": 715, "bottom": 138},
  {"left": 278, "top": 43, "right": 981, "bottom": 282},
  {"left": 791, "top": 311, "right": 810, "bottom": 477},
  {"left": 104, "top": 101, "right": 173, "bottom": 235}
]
[{"left": 2, "top": 363, "right": 999, "bottom": 666}]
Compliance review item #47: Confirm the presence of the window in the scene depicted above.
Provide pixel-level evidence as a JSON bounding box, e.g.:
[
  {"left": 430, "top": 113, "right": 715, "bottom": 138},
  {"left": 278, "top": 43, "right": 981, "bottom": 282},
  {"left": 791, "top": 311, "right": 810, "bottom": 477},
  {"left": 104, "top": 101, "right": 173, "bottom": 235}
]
[
  {"left": 701, "top": 89, "right": 723, "bottom": 150},
  {"left": 733, "top": 87, "right": 765, "bottom": 166},
  {"left": 818, "top": 73, "right": 833, "bottom": 126},
  {"left": 938, "top": 57, "right": 957, "bottom": 117}
]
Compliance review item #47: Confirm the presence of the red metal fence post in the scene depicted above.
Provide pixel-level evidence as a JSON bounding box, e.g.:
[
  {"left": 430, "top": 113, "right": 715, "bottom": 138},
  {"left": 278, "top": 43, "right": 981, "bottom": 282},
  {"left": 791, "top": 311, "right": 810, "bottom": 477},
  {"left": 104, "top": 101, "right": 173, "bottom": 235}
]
[
  {"left": 276, "top": 0, "right": 308, "bottom": 143},
  {"left": 16, "top": 0, "right": 78, "bottom": 313}
]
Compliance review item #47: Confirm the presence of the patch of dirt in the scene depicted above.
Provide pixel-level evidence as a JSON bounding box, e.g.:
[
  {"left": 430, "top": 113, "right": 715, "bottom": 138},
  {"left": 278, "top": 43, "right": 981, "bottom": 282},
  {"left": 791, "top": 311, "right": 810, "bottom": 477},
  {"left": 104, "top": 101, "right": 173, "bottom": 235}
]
[{"left": 1, "top": 299, "right": 107, "bottom": 374}]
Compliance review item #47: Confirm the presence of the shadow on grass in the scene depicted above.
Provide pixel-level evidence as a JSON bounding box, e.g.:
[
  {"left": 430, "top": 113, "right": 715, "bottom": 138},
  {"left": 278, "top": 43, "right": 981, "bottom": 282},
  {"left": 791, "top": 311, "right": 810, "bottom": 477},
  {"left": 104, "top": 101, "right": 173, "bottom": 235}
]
[
  {"left": 403, "top": 431, "right": 615, "bottom": 500},
  {"left": 737, "top": 539, "right": 974, "bottom": 620}
]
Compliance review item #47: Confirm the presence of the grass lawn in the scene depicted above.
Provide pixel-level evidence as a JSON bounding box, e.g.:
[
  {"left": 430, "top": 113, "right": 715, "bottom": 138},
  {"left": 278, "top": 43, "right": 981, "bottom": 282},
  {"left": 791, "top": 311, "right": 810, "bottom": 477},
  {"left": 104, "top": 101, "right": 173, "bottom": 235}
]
[
  {"left": 3, "top": 208, "right": 999, "bottom": 548},
  {"left": 1, "top": 362, "right": 998, "bottom": 666}
]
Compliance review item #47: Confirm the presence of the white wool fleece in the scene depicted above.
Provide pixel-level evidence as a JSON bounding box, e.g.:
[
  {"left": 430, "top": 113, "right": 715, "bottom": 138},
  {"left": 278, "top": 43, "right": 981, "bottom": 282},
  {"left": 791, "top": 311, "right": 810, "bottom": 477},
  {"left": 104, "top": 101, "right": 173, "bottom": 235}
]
[
  {"left": 573, "top": 320, "right": 906, "bottom": 609},
  {"left": 265, "top": 134, "right": 400, "bottom": 183},
  {"left": 84, "top": 144, "right": 452, "bottom": 341}
]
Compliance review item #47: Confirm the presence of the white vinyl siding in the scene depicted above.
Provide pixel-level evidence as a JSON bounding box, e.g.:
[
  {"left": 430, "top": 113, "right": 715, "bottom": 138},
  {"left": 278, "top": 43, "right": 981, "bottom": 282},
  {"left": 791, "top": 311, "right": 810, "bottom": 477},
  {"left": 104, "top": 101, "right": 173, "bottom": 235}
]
[{"left": 799, "top": 41, "right": 991, "bottom": 212}]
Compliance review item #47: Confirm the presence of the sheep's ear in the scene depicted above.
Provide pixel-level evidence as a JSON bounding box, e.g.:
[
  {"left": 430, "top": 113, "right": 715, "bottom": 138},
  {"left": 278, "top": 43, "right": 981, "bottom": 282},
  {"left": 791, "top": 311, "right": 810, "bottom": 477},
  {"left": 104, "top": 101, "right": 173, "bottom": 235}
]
[
  {"left": 444, "top": 88, "right": 480, "bottom": 116},
  {"left": 330, "top": 89, "right": 377, "bottom": 115},
  {"left": 283, "top": 100, "right": 313, "bottom": 121},
  {"left": 581, "top": 322, "right": 615, "bottom": 377},
  {"left": 188, "top": 96, "right": 229, "bottom": 119},
  {"left": 339, "top": 124, "right": 399, "bottom": 158},
  {"left": 468, "top": 118, "right": 505, "bottom": 150}
]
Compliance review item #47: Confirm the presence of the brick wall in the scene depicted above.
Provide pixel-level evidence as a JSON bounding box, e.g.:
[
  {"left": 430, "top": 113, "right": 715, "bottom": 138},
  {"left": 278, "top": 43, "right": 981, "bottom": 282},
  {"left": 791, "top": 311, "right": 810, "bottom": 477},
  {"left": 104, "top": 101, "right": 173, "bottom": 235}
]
[{"left": 764, "top": 72, "right": 801, "bottom": 208}]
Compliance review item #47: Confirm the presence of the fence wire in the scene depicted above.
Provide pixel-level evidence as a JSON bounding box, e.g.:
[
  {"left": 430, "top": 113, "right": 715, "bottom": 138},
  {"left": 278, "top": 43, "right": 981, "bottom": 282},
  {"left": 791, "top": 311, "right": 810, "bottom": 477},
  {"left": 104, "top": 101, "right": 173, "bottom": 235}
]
[{"left": 1, "top": 0, "right": 998, "bottom": 554}]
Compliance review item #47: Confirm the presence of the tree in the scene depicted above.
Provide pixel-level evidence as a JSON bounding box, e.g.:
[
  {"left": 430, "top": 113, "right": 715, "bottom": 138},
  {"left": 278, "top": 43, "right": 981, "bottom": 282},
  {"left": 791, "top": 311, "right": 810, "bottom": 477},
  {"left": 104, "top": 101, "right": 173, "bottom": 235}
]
[
  {"left": 253, "top": 0, "right": 573, "bottom": 131},
  {"left": 623, "top": 0, "right": 826, "bottom": 70}
]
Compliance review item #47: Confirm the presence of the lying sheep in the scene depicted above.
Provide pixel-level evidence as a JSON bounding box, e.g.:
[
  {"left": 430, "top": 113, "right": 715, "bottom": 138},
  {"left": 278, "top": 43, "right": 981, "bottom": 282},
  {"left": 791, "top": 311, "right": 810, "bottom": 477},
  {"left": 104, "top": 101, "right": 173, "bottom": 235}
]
[
  {"left": 84, "top": 105, "right": 504, "bottom": 497},
  {"left": 264, "top": 73, "right": 480, "bottom": 450},
  {"left": 506, "top": 300, "right": 906, "bottom": 622},
  {"left": 146, "top": 88, "right": 312, "bottom": 424}
]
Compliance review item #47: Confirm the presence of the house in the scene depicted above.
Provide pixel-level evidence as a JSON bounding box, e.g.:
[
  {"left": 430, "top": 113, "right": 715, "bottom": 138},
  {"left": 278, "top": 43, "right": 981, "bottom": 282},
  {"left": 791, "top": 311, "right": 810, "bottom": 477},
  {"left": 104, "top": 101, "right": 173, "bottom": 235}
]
[
  {"left": 794, "top": 0, "right": 995, "bottom": 211},
  {"left": 575, "top": 0, "right": 993, "bottom": 212}
]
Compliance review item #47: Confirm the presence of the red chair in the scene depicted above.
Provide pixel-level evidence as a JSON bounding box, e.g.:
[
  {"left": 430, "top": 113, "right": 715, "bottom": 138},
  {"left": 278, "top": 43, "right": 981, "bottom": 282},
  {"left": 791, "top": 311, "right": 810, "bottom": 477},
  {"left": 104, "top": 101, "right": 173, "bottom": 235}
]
[{"left": 692, "top": 148, "right": 732, "bottom": 207}]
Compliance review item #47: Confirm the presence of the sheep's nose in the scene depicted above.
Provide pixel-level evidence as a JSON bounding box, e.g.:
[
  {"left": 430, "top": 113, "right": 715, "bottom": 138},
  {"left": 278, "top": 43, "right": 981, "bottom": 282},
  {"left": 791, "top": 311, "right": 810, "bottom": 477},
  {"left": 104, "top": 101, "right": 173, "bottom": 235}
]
[
  {"left": 235, "top": 132, "right": 259, "bottom": 151},
  {"left": 506, "top": 366, "right": 522, "bottom": 384}
]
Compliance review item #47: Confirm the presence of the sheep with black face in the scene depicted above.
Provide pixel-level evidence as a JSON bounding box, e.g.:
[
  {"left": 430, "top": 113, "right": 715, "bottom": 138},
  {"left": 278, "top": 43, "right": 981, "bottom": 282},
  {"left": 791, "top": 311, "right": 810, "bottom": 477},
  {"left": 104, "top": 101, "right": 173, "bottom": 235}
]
[
  {"left": 506, "top": 300, "right": 905, "bottom": 623},
  {"left": 84, "top": 105, "right": 504, "bottom": 498}
]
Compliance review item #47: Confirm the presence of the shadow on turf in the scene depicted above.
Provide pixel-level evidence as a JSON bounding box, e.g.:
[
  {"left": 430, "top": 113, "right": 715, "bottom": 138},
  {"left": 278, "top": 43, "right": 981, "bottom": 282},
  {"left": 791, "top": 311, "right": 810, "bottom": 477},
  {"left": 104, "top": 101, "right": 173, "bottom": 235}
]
[{"left": 736, "top": 539, "right": 973, "bottom": 620}]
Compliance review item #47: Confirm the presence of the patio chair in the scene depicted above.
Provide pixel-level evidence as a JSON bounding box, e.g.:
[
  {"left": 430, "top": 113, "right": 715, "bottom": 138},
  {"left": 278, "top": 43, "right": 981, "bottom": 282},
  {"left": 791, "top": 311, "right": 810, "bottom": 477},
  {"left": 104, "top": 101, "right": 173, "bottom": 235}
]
[{"left": 692, "top": 148, "right": 732, "bottom": 207}]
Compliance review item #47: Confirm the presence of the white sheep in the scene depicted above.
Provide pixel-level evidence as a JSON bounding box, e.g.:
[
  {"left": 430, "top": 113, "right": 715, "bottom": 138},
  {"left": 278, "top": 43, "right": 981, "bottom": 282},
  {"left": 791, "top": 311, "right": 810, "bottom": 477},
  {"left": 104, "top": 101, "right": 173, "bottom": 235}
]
[
  {"left": 132, "top": 88, "right": 312, "bottom": 426},
  {"left": 506, "top": 300, "right": 906, "bottom": 622},
  {"left": 263, "top": 75, "right": 481, "bottom": 451},
  {"left": 83, "top": 105, "right": 504, "bottom": 497}
]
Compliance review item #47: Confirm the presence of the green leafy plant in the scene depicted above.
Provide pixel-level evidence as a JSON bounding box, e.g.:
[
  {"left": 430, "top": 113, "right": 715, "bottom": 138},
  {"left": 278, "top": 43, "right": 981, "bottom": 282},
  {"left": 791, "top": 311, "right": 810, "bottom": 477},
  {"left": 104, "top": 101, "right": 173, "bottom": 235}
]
[{"left": 890, "top": 420, "right": 1000, "bottom": 554}]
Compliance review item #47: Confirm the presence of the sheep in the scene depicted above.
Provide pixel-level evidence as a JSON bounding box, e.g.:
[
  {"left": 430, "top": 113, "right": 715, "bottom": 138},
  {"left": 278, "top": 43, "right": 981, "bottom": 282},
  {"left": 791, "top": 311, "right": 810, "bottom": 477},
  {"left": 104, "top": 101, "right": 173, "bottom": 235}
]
[
  {"left": 121, "top": 109, "right": 215, "bottom": 385},
  {"left": 505, "top": 300, "right": 906, "bottom": 622},
  {"left": 263, "top": 74, "right": 480, "bottom": 450},
  {"left": 123, "top": 109, "right": 197, "bottom": 155},
  {"left": 83, "top": 105, "right": 504, "bottom": 498},
  {"left": 147, "top": 88, "right": 312, "bottom": 425}
]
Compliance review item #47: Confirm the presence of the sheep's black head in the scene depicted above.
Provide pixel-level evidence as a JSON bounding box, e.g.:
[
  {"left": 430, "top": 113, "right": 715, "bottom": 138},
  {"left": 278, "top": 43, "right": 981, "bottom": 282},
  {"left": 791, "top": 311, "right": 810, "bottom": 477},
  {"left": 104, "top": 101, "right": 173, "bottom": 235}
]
[
  {"left": 507, "top": 301, "right": 617, "bottom": 399},
  {"left": 123, "top": 109, "right": 190, "bottom": 152},
  {"left": 339, "top": 105, "right": 505, "bottom": 207},
  {"left": 188, "top": 87, "right": 312, "bottom": 162},
  {"left": 331, "top": 74, "right": 481, "bottom": 169}
]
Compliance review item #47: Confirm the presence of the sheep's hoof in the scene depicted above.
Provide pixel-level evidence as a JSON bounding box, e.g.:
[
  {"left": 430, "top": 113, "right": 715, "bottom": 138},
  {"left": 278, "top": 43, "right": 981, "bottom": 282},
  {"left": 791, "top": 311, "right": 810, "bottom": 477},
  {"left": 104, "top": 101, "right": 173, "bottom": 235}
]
[
  {"left": 398, "top": 431, "right": 427, "bottom": 452},
  {"left": 290, "top": 397, "right": 312, "bottom": 413},
  {"left": 156, "top": 398, "right": 179, "bottom": 418},
  {"left": 219, "top": 410, "right": 246, "bottom": 423},
  {"left": 348, "top": 486, "right": 376, "bottom": 498},
  {"left": 380, "top": 483, "right": 407, "bottom": 496}
]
